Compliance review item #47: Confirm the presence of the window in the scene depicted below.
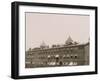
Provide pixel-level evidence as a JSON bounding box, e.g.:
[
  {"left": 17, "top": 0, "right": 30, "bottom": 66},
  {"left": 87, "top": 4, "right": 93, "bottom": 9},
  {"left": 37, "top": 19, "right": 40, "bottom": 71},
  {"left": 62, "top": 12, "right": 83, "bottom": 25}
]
[
  {"left": 75, "top": 55, "right": 78, "bottom": 59},
  {"left": 70, "top": 55, "right": 73, "bottom": 58}
]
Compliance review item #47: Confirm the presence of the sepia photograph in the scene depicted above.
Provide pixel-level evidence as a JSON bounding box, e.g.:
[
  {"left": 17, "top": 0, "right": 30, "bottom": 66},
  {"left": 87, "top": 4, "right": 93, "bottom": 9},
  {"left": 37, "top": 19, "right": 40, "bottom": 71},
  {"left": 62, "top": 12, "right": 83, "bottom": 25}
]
[
  {"left": 11, "top": 2, "right": 97, "bottom": 79},
  {"left": 25, "top": 12, "right": 90, "bottom": 68}
]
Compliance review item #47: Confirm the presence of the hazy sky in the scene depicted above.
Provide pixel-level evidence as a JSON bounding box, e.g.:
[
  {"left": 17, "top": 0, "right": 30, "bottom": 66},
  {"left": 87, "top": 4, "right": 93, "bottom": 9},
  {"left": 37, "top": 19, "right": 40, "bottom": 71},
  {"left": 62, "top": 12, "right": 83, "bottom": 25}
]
[{"left": 26, "top": 12, "right": 89, "bottom": 50}]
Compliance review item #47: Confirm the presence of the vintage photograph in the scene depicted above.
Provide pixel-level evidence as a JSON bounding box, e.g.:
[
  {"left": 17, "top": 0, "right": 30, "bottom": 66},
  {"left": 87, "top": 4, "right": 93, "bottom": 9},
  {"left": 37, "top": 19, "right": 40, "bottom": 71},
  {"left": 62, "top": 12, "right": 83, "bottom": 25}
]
[
  {"left": 25, "top": 12, "right": 90, "bottom": 68},
  {"left": 11, "top": 2, "right": 97, "bottom": 79}
]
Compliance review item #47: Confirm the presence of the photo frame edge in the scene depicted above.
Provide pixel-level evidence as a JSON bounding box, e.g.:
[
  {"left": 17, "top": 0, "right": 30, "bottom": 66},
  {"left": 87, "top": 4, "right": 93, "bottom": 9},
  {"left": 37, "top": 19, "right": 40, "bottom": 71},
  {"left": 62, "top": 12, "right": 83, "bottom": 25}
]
[{"left": 11, "top": 1, "right": 98, "bottom": 79}]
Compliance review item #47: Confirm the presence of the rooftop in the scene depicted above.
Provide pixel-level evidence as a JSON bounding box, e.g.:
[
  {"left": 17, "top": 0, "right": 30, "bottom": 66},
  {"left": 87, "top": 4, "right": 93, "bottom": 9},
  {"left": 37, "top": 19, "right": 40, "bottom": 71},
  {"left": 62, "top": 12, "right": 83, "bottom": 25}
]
[{"left": 27, "top": 36, "right": 89, "bottom": 51}]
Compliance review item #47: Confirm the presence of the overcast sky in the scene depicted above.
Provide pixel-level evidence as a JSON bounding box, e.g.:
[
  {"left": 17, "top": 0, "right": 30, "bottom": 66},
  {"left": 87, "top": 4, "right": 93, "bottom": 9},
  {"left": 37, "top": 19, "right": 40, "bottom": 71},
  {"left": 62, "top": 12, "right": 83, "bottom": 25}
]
[{"left": 26, "top": 12, "right": 89, "bottom": 50}]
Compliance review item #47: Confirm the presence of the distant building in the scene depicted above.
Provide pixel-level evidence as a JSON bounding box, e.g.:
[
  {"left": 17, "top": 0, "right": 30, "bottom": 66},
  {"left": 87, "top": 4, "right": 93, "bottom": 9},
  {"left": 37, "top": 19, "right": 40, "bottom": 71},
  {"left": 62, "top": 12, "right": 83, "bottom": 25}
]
[{"left": 25, "top": 36, "right": 89, "bottom": 68}]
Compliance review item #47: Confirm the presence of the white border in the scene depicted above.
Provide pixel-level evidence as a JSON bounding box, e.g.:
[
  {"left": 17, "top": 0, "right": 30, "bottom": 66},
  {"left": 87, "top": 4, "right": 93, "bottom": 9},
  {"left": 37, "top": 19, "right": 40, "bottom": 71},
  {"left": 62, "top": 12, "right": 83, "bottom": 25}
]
[{"left": 19, "top": 5, "right": 95, "bottom": 76}]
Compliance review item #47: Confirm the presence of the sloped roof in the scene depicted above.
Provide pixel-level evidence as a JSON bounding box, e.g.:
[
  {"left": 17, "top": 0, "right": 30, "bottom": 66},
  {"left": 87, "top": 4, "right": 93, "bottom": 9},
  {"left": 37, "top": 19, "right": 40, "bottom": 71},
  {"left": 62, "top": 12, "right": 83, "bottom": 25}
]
[
  {"left": 65, "top": 36, "right": 73, "bottom": 44},
  {"left": 40, "top": 41, "right": 46, "bottom": 47}
]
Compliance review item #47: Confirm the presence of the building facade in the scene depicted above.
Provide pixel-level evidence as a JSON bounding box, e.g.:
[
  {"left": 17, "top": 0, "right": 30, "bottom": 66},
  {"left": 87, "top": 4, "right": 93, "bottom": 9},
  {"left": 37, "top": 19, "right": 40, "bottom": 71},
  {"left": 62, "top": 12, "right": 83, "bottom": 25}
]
[{"left": 25, "top": 37, "right": 89, "bottom": 68}]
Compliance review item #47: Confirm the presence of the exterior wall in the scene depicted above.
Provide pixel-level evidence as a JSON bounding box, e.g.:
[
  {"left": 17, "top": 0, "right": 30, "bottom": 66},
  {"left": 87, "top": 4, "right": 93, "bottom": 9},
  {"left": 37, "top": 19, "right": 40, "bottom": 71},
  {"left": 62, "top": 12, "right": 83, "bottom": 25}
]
[
  {"left": 25, "top": 43, "right": 89, "bottom": 68},
  {"left": 84, "top": 43, "right": 89, "bottom": 65}
]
